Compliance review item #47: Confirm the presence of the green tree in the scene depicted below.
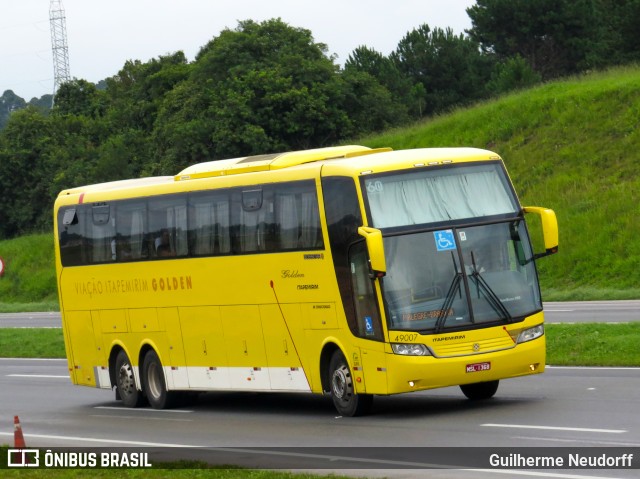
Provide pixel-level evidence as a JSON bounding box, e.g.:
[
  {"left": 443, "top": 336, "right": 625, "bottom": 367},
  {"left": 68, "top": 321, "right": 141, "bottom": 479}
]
[
  {"left": 155, "top": 19, "right": 351, "bottom": 172},
  {"left": 0, "top": 90, "right": 27, "bottom": 130},
  {"left": 345, "top": 47, "right": 411, "bottom": 97},
  {"left": 344, "top": 46, "right": 412, "bottom": 122},
  {"left": 391, "top": 24, "right": 492, "bottom": 115},
  {"left": 105, "top": 51, "right": 190, "bottom": 133},
  {"left": 340, "top": 69, "right": 409, "bottom": 134},
  {"left": 596, "top": 0, "right": 640, "bottom": 65},
  {"left": 53, "top": 79, "right": 106, "bottom": 118},
  {"left": 487, "top": 55, "right": 542, "bottom": 95},
  {"left": 0, "top": 108, "right": 54, "bottom": 237},
  {"left": 467, "top": 0, "right": 602, "bottom": 79}
]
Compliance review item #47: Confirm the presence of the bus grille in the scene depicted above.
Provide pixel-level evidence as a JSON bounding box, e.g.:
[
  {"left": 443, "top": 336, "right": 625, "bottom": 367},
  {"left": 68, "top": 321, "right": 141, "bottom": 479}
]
[{"left": 431, "top": 336, "right": 515, "bottom": 358}]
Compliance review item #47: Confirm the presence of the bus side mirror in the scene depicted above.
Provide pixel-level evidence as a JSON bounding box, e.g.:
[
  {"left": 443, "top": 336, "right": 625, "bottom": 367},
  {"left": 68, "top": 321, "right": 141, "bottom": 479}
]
[
  {"left": 357, "top": 226, "right": 386, "bottom": 277},
  {"left": 523, "top": 206, "right": 558, "bottom": 259}
]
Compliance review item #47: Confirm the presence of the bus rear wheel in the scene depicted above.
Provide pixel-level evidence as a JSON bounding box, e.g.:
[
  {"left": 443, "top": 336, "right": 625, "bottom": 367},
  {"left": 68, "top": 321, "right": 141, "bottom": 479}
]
[
  {"left": 115, "top": 350, "right": 144, "bottom": 408},
  {"left": 460, "top": 380, "right": 499, "bottom": 400},
  {"left": 329, "top": 351, "right": 373, "bottom": 416},
  {"left": 142, "top": 350, "right": 176, "bottom": 409}
]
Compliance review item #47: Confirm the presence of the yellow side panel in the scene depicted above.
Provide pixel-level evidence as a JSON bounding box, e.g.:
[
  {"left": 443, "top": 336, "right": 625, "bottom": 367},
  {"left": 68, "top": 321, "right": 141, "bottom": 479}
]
[
  {"left": 220, "top": 305, "right": 267, "bottom": 367},
  {"left": 158, "top": 307, "right": 186, "bottom": 366},
  {"left": 129, "top": 308, "right": 161, "bottom": 333},
  {"left": 158, "top": 307, "right": 189, "bottom": 388},
  {"left": 99, "top": 309, "right": 128, "bottom": 333},
  {"left": 65, "top": 310, "right": 98, "bottom": 386},
  {"left": 91, "top": 311, "right": 107, "bottom": 365},
  {"left": 359, "top": 342, "right": 388, "bottom": 394},
  {"left": 180, "top": 306, "right": 227, "bottom": 367},
  {"left": 302, "top": 303, "right": 337, "bottom": 329},
  {"left": 259, "top": 304, "right": 302, "bottom": 368}
]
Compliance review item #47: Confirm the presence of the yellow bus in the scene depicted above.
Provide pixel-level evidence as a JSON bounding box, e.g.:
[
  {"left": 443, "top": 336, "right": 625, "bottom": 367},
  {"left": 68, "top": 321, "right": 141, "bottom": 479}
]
[{"left": 54, "top": 145, "right": 558, "bottom": 416}]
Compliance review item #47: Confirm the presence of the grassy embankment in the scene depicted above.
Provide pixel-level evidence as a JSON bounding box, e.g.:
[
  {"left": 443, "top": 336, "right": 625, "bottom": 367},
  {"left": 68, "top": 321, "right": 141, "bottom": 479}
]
[
  {"left": 361, "top": 65, "right": 640, "bottom": 301},
  {"left": 0, "top": 234, "right": 58, "bottom": 312}
]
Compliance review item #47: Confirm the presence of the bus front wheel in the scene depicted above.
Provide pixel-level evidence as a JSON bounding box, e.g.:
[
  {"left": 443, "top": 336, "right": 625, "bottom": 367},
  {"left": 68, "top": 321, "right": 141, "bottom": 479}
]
[
  {"left": 115, "top": 350, "right": 144, "bottom": 408},
  {"left": 142, "top": 350, "right": 176, "bottom": 409},
  {"left": 460, "top": 380, "right": 499, "bottom": 400},
  {"left": 329, "top": 351, "right": 373, "bottom": 416}
]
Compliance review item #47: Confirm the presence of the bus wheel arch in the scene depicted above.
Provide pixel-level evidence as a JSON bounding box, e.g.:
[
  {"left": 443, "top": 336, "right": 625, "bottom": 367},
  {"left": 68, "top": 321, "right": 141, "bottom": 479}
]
[{"left": 112, "top": 348, "right": 145, "bottom": 408}]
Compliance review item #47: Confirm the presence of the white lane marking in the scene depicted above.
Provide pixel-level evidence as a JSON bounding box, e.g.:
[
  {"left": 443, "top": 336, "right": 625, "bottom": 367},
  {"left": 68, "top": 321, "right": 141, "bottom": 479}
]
[
  {"left": 514, "top": 435, "right": 640, "bottom": 447},
  {"left": 90, "top": 415, "right": 192, "bottom": 422},
  {"left": 462, "top": 471, "right": 631, "bottom": 479},
  {"left": 93, "top": 406, "right": 193, "bottom": 413},
  {"left": 0, "top": 431, "right": 199, "bottom": 447},
  {"left": 481, "top": 423, "right": 627, "bottom": 434},
  {"left": 7, "top": 374, "right": 69, "bottom": 378}
]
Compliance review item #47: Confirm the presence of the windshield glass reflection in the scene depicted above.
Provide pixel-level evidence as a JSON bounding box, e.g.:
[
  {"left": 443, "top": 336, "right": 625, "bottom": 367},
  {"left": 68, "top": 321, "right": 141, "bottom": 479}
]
[{"left": 382, "top": 221, "right": 541, "bottom": 332}]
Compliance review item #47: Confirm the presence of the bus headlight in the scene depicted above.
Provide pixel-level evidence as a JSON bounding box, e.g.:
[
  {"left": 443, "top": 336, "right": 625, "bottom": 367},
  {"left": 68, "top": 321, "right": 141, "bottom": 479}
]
[
  {"left": 517, "top": 324, "right": 544, "bottom": 344},
  {"left": 391, "top": 343, "right": 431, "bottom": 356}
]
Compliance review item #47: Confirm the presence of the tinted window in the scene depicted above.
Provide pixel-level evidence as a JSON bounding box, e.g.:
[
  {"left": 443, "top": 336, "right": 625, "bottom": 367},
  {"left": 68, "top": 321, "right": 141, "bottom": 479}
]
[{"left": 58, "top": 180, "right": 324, "bottom": 266}]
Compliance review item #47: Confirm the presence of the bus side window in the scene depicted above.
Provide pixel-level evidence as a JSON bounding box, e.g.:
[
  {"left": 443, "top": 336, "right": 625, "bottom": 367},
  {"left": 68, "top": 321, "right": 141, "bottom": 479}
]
[
  {"left": 236, "top": 187, "right": 275, "bottom": 253},
  {"left": 149, "top": 196, "right": 188, "bottom": 258},
  {"left": 274, "top": 181, "right": 323, "bottom": 251},
  {"left": 58, "top": 206, "right": 86, "bottom": 266},
  {"left": 189, "top": 192, "right": 231, "bottom": 256},
  {"left": 115, "top": 201, "right": 146, "bottom": 261},
  {"left": 90, "top": 204, "right": 115, "bottom": 263}
]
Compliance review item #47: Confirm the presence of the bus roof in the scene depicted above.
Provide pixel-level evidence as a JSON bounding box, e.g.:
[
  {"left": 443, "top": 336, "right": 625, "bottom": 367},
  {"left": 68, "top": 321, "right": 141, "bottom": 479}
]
[
  {"left": 55, "top": 146, "right": 501, "bottom": 204},
  {"left": 318, "top": 147, "right": 502, "bottom": 176},
  {"left": 174, "top": 145, "right": 392, "bottom": 181}
]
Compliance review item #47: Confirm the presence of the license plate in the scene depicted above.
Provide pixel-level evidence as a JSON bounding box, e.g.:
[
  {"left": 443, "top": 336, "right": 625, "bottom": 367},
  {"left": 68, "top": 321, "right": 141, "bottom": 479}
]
[{"left": 466, "top": 362, "right": 491, "bottom": 373}]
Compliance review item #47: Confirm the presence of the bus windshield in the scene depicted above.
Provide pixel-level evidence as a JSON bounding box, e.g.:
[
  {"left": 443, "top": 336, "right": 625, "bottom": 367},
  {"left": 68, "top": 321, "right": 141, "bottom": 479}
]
[
  {"left": 362, "top": 162, "right": 541, "bottom": 332},
  {"left": 364, "top": 162, "right": 518, "bottom": 227},
  {"left": 380, "top": 221, "right": 541, "bottom": 332}
]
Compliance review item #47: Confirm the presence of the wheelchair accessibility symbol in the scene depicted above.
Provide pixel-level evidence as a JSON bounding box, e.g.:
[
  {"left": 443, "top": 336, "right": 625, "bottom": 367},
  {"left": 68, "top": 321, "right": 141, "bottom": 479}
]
[
  {"left": 434, "top": 230, "right": 456, "bottom": 251},
  {"left": 364, "top": 316, "right": 374, "bottom": 336}
]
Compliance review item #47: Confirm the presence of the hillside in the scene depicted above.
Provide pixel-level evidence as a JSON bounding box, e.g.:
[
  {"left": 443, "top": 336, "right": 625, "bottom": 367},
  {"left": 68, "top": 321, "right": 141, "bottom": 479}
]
[
  {"left": 1, "top": 66, "right": 640, "bottom": 309},
  {"left": 362, "top": 65, "right": 640, "bottom": 300}
]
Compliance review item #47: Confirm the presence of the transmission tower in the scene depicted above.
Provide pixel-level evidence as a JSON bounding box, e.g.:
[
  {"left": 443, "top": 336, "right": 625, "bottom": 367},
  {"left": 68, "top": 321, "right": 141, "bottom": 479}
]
[{"left": 49, "top": 0, "right": 71, "bottom": 96}]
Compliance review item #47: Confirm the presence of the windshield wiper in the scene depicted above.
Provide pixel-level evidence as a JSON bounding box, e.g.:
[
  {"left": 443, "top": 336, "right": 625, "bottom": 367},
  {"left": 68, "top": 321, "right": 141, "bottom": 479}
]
[
  {"left": 435, "top": 252, "right": 463, "bottom": 333},
  {"left": 468, "top": 251, "right": 512, "bottom": 322}
]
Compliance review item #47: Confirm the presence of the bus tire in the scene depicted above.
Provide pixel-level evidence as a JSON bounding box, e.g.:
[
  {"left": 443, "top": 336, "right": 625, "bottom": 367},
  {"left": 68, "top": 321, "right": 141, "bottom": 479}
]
[
  {"left": 142, "top": 350, "right": 176, "bottom": 409},
  {"left": 460, "top": 380, "right": 499, "bottom": 400},
  {"left": 329, "top": 350, "right": 373, "bottom": 416},
  {"left": 115, "top": 350, "right": 144, "bottom": 408}
]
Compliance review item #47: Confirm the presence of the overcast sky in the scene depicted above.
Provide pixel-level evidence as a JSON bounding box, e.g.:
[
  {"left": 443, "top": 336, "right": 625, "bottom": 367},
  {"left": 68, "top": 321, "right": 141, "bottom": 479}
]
[{"left": 1, "top": 0, "right": 476, "bottom": 100}]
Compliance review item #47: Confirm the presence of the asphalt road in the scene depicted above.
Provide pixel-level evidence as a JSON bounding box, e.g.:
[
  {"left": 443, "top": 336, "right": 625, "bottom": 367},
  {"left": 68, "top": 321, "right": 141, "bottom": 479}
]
[
  {"left": 1, "top": 303, "right": 638, "bottom": 475},
  {"left": 1, "top": 301, "right": 640, "bottom": 328},
  {"left": 1, "top": 358, "right": 639, "bottom": 478}
]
